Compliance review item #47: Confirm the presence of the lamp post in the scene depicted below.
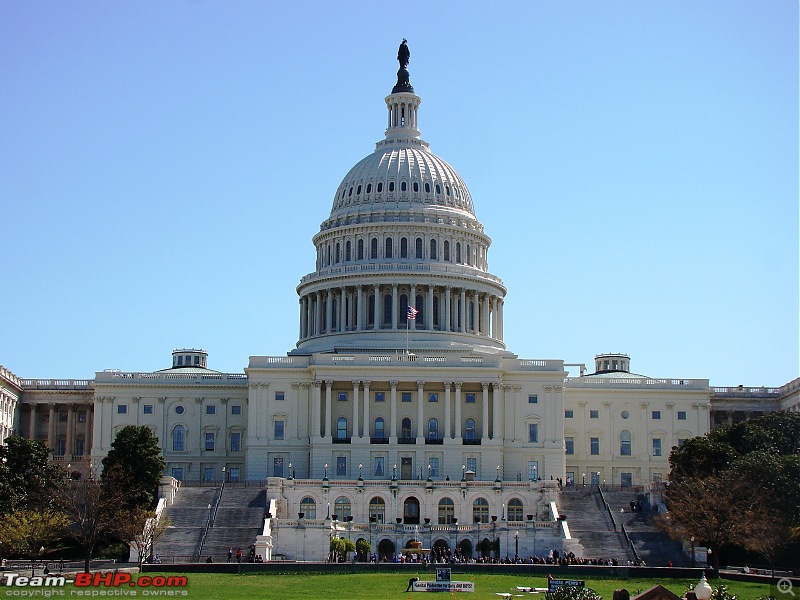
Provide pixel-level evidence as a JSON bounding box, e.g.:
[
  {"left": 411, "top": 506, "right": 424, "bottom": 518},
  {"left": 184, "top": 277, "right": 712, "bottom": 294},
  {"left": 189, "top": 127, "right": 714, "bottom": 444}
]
[
  {"left": 691, "top": 536, "right": 696, "bottom": 568},
  {"left": 359, "top": 463, "right": 363, "bottom": 479},
  {"left": 514, "top": 530, "right": 519, "bottom": 561},
  {"left": 67, "top": 463, "right": 71, "bottom": 480},
  {"left": 582, "top": 472, "right": 585, "bottom": 487},
  {"left": 694, "top": 574, "right": 713, "bottom": 600},
  {"left": 324, "top": 463, "right": 328, "bottom": 480},
  {"left": 501, "top": 503, "right": 505, "bottom": 521},
  {"left": 327, "top": 502, "right": 330, "bottom": 519},
  {"left": 288, "top": 463, "right": 293, "bottom": 480}
]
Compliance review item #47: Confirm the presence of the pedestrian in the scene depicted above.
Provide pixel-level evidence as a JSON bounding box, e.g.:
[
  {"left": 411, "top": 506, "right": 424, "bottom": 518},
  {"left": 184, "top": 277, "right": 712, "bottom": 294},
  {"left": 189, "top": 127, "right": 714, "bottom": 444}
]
[
  {"left": 227, "top": 547, "right": 233, "bottom": 563},
  {"left": 236, "top": 548, "right": 242, "bottom": 563}
]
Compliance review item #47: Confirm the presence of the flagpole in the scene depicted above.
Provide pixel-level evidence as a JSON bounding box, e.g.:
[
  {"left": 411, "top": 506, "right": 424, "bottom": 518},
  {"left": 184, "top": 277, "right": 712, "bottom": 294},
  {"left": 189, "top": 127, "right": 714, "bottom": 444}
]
[{"left": 406, "top": 316, "right": 409, "bottom": 356}]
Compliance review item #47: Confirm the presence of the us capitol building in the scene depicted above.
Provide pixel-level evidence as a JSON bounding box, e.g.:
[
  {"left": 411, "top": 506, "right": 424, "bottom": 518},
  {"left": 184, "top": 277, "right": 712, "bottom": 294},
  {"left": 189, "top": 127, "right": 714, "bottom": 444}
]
[{"left": 2, "top": 42, "right": 798, "bottom": 562}]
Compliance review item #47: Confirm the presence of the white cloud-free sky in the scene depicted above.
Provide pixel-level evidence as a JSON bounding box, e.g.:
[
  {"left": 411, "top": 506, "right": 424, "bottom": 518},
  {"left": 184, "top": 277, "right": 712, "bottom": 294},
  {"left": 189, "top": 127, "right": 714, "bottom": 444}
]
[{"left": 1, "top": 1, "right": 797, "bottom": 387}]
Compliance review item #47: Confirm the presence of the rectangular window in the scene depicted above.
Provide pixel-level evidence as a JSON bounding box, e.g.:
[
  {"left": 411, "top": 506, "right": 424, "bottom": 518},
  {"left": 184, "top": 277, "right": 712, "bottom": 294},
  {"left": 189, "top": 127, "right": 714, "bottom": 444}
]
[
  {"left": 374, "top": 456, "right": 384, "bottom": 477},
  {"left": 528, "top": 394, "right": 538, "bottom": 404},
  {"left": 652, "top": 438, "right": 662, "bottom": 457},
  {"left": 273, "top": 457, "right": 284, "bottom": 478},
  {"left": 565, "top": 437, "right": 574, "bottom": 455},
  {"left": 171, "top": 467, "right": 184, "bottom": 481},
  {"left": 275, "top": 391, "right": 285, "bottom": 401},
  {"left": 528, "top": 423, "right": 538, "bottom": 443},
  {"left": 590, "top": 437, "right": 600, "bottom": 455},
  {"left": 677, "top": 411, "right": 687, "bottom": 420},
  {"left": 401, "top": 392, "right": 411, "bottom": 402},
  {"left": 589, "top": 409, "right": 599, "bottom": 419},
  {"left": 203, "top": 467, "right": 214, "bottom": 482},
  {"left": 527, "top": 461, "right": 538, "bottom": 481},
  {"left": 590, "top": 471, "right": 600, "bottom": 486},
  {"left": 375, "top": 392, "right": 385, "bottom": 402},
  {"left": 621, "top": 472, "right": 632, "bottom": 488},
  {"left": 336, "top": 456, "right": 347, "bottom": 477},
  {"left": 77, "top": 412, "right": 86, "bottom": 423},
  {"left": 466, "top": 393, "right": 476, "bottom": 403},
  {"left": 565, "top": 409, "right": 574, "bottom": 418},
  {"left": 428, "top": 393, "right": 438, "bottom": 403},
  {"left": 117, "top": 405, "right": 127, "bottom": 414},
  {"left": 466, "top": 457, "right": 477, "bottom": 473},
  {"left": 205, "top": 432, "right": 215, "bottom": 451},
  {"left": 59, "top": 412, "right": 68, "bottom": 422},
  {"left": 338, "top": 392, "right": 348, "bottom": 402},
  {"left": 230, "top": 432, "right": 241, "bottom": 452},
  {"left": 677, "top": 438, "right": 686, "bottom": 447},
  {"left": 652, "top": 410, "right": 661, "bottom": 420},
  {"left": 231, "top": 405, "right": 242, "bottom": 415},
  {"left": 428, "top": 457, "right": 439, "bottom": 477},
  {"left": 143, "top": 405, "right": 154, "bottom": 415},
  {"left": 206, "top": 405, "right": 216, "bottom": 415},
  {"left": 274, "top": 421, "right": 285, "bottom": 440}
]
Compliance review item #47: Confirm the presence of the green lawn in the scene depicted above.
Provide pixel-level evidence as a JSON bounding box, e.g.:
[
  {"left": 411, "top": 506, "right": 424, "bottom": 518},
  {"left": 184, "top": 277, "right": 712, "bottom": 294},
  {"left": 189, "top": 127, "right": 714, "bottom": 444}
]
[{"left": 139, "top": 572, "right": 773, "bottom": 600}]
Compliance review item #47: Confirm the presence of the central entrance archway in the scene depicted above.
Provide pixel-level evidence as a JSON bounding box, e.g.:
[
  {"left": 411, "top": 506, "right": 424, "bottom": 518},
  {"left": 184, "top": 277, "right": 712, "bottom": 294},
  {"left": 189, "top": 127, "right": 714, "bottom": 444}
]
[{"left": 403, "top": 496, "right": 420, "bottom": 524}]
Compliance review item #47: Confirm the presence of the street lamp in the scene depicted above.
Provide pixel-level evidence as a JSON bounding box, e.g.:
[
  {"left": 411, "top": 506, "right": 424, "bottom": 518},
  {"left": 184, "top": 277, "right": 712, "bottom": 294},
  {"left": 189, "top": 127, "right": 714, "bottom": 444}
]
[
  {"left": 288, "top": 463, "right": 293, "bottom": 480},
  {"left": 359, "top": 463, "right": 363, "bottom": 479},
  {"left": 514, "top": 531, "right": 519, "bottom": 561},
  {"left": 501, "top": 503, "right": 506, "bottom": 521},
  {"left": 694, "top": 574, "right": 713, "bottom": 600},
  {"left": 582, "top": 472, "right": 585, "bottom": 487},
  {"left": 327, "top": 502, "right": 330, "bottom": 519},
  {"left": 691, "top": 536, "right": 696, "bottom": 568},
  {"left": 324, "top": 463, "right": 328, "bottom": 480}
]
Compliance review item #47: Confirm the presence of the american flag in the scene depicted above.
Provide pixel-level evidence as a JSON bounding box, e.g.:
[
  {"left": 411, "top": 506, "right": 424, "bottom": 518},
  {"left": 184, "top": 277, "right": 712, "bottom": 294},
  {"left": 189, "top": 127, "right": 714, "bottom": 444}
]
[{"left": 407, "top": 306, "right": 419, "bottom": 320}]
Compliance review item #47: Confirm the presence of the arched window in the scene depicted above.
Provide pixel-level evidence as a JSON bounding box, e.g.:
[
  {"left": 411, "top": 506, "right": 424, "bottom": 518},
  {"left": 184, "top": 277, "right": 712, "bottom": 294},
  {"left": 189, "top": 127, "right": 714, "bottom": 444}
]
[
  {"left": 399, "top": 294, "right": 408, "bottom": 325},
  {"left": 388, "top": 181, "right": 395, "bottom": 192},
  {"left": 400, "top": 237, "right": 408, "bottom": 258},
  {"left": 427, "top": 418, "right": 438, "bottom": 441},
  {"left": 300, "top": 496, "right": 316, "bottom": 520},
  {"left": 401, "top": 417, "right": 412, "bottom": 439},
  {"left": 413, "top": 181, "right": 419, "bottom": 192},
  {"left": 466, "top": 244, "right": 471, "bottom": 266},
  {"left": 385, "top": 237, "right": 393, "bottom": 258},
  {"left": 425, "top": 182, "right": 431, "bottom": 193},
  {"left": 430, "top": 239, "right": 437, "bottom": 260},
  {"left": 507, "top": 498, "right": 523, "bottom": 521},
  {"left": 366, "top": 183, "right": 372, "bottom": 194},
  {"left": 357, "top": 239, "right": 364, "bottom": 260},
  {"left": 337, "top": 417, "right": 348, "bottom": 440},
  {"left": 374, "top": 417, "right": 385, "bottom": 439},
  {"left": 335, "top": 242, "right": 340, "bottom": 263},
  {"left": 369, "top": 497, "right": 385, "bottom": 523},
  {"left": 473, "top": 497, "right": 489, "bottom": 524},
  {"left": 438, "top": 497, "right": 455, "bottom": 524},
  {"left": 371, "top": 238, "right": 378, "bottom": 259},
  {"left": 620, "top": 430, "right": 632, "bottom": 456},
  {"left": 377, "top": 182, "right": 383, "bottom": 193},
  {"left": 383, "top": 294, "right": 392, "bottom": 327},
  {"left": 456, "top": 242, "right": 462, "bottom": 263},
  {"left": 415, "top": 237, "right": 423, "bottom": 259},
  {"left": 334, "top": 496, "right": 351, "bottom": 520},
  {"left": 443, "top": 240, "right": 450, "bottom": 261},
  {"left": 465, "top": 418, "right": 476, "bottom": 441},
  {"left": 345, "top": 240, "right": 351, "bottom": 262},
  {"left": 356, "top": 184, "right": 361, "bottom": 195},
  {"left": 172, "top": 424, "right": 185, "bottom": 452},
  {"left": 401, "top": 181, "right": 407, "bottom": 192}
]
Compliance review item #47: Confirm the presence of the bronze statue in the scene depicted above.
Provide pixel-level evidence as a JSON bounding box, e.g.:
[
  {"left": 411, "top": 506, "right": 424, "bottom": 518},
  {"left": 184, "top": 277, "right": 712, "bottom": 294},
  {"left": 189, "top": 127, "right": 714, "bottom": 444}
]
[
  {"left": 392, "top": 39, "right": 413, "bottom": 93},
  {"left": 398, "top": 38, "right": 410, "bottom": 68}
]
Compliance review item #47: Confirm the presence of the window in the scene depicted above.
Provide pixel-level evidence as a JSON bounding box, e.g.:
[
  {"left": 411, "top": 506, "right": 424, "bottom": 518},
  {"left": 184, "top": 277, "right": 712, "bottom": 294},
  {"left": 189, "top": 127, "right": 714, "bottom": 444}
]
[
  {"left": 300, "top": 497, "right": 316, "bottom": 519},
  {"left": 345, "top": 240, "right": 351, "bottom": 261},
  {"left": 428, "top": 393, "right": 438, "bottom": 403},
  {"left": 337, "top": 417, "right": 347, "bottom": 440},
  {"left": 528, "top": 394, "right": 538, "bottom": 404},
  {"left": 473, "top": 497, "right": 489, "bottom": 523},
  {"left": 507, "top": 498, "right": 523, "bottom": 521},
  {"left": 206, "top": 405, "right": 216, "bottom": 415},
  {"left": 56, "top": 435, "right": 66, "bottom": 456},
  {"left": 335, "top": 496, "right": 351, "bottom": 520},
  {"left": 273, "top": 457, "right": 284, "bottom": 478},
  {"left": 75, "top": 435, "right": 85, "bottom": 456},
  {"left": 357, "top": 239, "right": 364, "bottom": 260},
  {"left": 370, "top": 238, "right": 378, "bottom": 259},
  {"left": 428, "top": 457, "right": 439, "bottom": 478},
  {"left": 565, "top": 437, "right": 574, "bottom": 455},
  {"left": 620, "top": 430, "right": 632, "bottom": 456},
  {"left": 427, "top": 418, "right": 438, "bottom": 440},
  {"left": 677, "top": 438, "right": 686, "bottom": 447},
  {"left": 143, "top": 405, "right": 154, "bottom": 415},
  {"left": 117, "top": 405, "right": 127, "bottom": 414},
  {"left": 527, "top": 461, "right": 538, "bottom": 481},
  {"left": 385, "top": 237, "right": 393, "bottom": 258},
  {"left": 275, "top": 392, "right": 285, "bottom": 401},
  {"left": 466, "top": 457, "right": 477, "bottom": 473},
  {"left": 565, "top": 410, "right": 574, "bottom": 418},
  {"left": 652, "top": 410, "right": 661, "bottom": 420},
  {"left": 374, "top": 457, "right": 385, "bottom": 477},
  {"left": 429, "top": 239, "right": 437, "bottom": 260},
  {"left": 338, "top": 392, "right": 348, "bottom": 402},
  {"left": 203, "top": 466, "right": 214, "bottom": 482},
  {"left": 590, "top": 437, "right": 600, "bottom": 455},
  {"left": 171, "top": 467, "right": 184, "bottom": 481},
  {"left": 59, "top": 412, "right": 68, "bottom": 422},
  {"left": 205, "top": 431, "right": 215, "bottom": 451},
  {"left": 172, "top": 425, "right": 185, "bottom": 452},
  {"left": 438, "top": 497, "right": 455, "bottom": 524},
  {"left": 401, "top": 418, "right": 412, "bottom": 438},
  {"left": 336, "top": 456, "right": 347, "bottom": 477},
  {"left": 369, "top": 496, "right": 385, "bottom": 523},
  {"left": 374, "top": 392, "right": 385, "bottom": 403},
  {"left": 77, "top": 412, "right": 87, "bottom": 423},
  {"left": 443, "top": 240, "right": 450, "bottom": 261},
  {"left": 590, "top": 410, "right": 599, "bottom": 419},
  {"left": 621, "top": 472, "right": 632, "bottom": 488},
  {"left": 400, "top": 237, "right": 408, "bottom": 258},
  {"left": 528, "top": 423, "right": 538, "bottom": 443},
  {"left": 465, "top": 393, "right": 476, "bottom": 403},
  {"left": 677, "top": 411, "right": 687, "bottom": 420},
  {"left": 401, "top": 392, "right": 411, "bottom": 402},
  {"left": 465, "top": 418, "right": 476, "bottom": 441},
  {"left": 231, "top": 405, "right": 242, "bottom": 415},
  {"left": 374, "top": 417, "right": 385, "bottom": 439},
  {"left": 274, "top": 420, "right": 285, "bottom": 440},
  {"left": 388, "top": 181, "right": 395, "bottom": 192},
  {"left": 652, "top": 438, "right": 662, "bottom": 457},
  {"left": 415, "top": 238, "right": 423, "bottom": 259},
  {"left": 231, "top": 431, "right": 241, "bottom": 452},
  {"left": 621, "top": 410, "right": 630, "bottom": 419},
  {"left": 175, "top": 405, "right": 184, "bottom": 415}
]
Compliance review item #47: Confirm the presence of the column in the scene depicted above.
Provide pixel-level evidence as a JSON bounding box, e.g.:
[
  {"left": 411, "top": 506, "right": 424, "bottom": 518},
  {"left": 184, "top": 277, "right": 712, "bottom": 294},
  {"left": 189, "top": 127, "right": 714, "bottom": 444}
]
[
  {"left": 325, "top": 291, "right": 333, "bottom": 334},
  {"left": 426, "top": 285, "right": 434, "bottom": 331},
  {"left": 299, "top": 298, "right": 305, "bottom": 339},
  {"left": 493, "top": 384, "right": 504, "bottom": 441},
  {"left": 313, "top": 381, "right": 323, "bottom": 440},
  {"left": 47, "top": 404, "right": 56, "bottom": 452},
  {"left": 325, "top": 381, "right": 333, "bottom": 440},
  {"left": 482, "top": 382, "right": 490, "bottom": 443},
  {"left": 482, "top": 294, "right": 490, "bottom": 336},
  {"left": 490, "top": 297, "right": 497, "bottom": 339},
  {"left": 340, "top": 286, "right": 347, "bottom": 332},
  {"left": 389, "top": 381, "right": 398, "bottom": 443},
  {"left": 66, "top": 405, "right": 75, "bottom": 459},
  {"left": 356, "top": 285, "right": 364, "bottom": 331},
  {"left": 391, "top": 284, "right": 398, "bottom": 330},
  {"left": 459, "top": 289, "right": 467, "bottom": 332},
  {"left": 352, "top": 380, "right": 360, "bottom": 439},
  {"left": 472, "top": 291, "right": 480, "bottom": 334},
  {"left": 373, "top": 284, "right": 380, "bottom": 329},
  {"left": 410, "top": 284, "right": 417, "bottom": 329},
  {"left": 498, "top": 298, "right": 504, "bottom": 340},
  {"left": 444, "top": 287, "right": 451, "bottom": 332},
  {"left": 444, "top": 382, "right": 452, "bottom": 439},
  {"left": 454, "top": 383, "right": 463, "bottom": 440},
  {"left": 315, "top": 291, "right": 323, "bottom": 336},
  {"left": 362, "top": 381, "right": 371, "bottom": 439},
  {"left": 416, "top": 381, "right": 425, "bottom": 443}
]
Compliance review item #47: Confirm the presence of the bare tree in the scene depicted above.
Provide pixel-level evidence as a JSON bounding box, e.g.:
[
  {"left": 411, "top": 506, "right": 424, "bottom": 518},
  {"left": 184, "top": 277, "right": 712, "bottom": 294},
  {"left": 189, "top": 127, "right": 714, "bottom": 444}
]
[{"left": 115, "top": 507, "right": 170, "bottom": 568}]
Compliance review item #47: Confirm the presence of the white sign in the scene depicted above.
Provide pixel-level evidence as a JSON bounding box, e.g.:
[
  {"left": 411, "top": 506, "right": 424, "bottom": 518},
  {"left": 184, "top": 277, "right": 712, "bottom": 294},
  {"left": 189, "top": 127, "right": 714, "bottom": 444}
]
[{"left": 414, "top": 581, "right": 475, "bottom": 593}]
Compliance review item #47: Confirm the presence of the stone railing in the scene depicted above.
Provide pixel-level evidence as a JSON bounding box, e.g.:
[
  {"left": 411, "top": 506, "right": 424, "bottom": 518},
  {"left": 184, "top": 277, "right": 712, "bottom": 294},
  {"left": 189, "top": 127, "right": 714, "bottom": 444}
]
[
  {"left": 20, "top": 378, "right": 93, "bottom": 390},
  {"left": 0, "top": 365, "right": 23, "bottom": 387},
  {"left": 299, "top": 261, "right": 505, "bottom": 287},
  {"left": 712, "top": 386, "right": 782, "bottom": 397},
  {"left": 93, "top": 372, "right": 247, "bottom": 384},
  {"left": 565, "top": 376, "right": 708, "bottom": 390}
]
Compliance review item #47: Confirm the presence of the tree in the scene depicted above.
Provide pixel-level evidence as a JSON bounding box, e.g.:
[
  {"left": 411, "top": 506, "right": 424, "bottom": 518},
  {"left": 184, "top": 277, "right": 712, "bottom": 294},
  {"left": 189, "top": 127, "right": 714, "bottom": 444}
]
[
  {"left": 101, "top": 426, "right": 166, "bottom": 509},
  {"left": 0, "top": 436, "right": 63, "bottom": 515},
  {"left": 115, "top": 507, "right": 170, "bottom": 568},
  {"left": 0, "top": 509, "right": 70, "bottom": 575},
  {"left": 355, "top": 538, "right": 371, "bottom": 561}
]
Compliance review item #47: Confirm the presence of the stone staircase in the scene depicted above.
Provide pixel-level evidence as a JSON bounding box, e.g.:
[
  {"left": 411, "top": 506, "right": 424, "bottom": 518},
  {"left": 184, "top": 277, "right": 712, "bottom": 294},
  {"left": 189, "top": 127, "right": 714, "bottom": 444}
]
[
  {"left": 557, "top": 488, "right": 633, "bottom": 563},
  {"left": 201, "top": 486, "right": 267, "bottom": 562},
  {"left": 156, "top": 486, "right": 220, "bottom": 562},
  {"left": 602, "top": 490, "right": 689, "bottom": 567}
]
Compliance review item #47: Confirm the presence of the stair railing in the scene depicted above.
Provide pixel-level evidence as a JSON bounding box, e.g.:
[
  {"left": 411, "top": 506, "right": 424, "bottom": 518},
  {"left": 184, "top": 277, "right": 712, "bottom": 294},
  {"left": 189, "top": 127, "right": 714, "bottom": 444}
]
[
  {"left": 210, "top": 484, "right": 224, "bottom": 526},
  {"left": 597, "top": 485, "right": 617, "bottom": 532},
  {"left": 620, "top": 521, "right": 640, "bottom": 562}
]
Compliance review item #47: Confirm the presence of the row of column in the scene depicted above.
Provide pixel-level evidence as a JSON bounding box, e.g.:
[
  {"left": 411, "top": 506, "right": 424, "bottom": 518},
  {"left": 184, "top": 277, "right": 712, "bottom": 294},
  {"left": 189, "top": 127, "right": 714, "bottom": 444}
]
[
  {"left": 0, "top": 391, "right": 17, "bottom": 444},
  {"left": 26, "top": 403, "right": 92, "bottom": 459},
  {"left": 299, "top": 284, "right": 504, "bottom": 341},
  {"left": 310, "top": 380, "right": 505, "bottom": 443}
]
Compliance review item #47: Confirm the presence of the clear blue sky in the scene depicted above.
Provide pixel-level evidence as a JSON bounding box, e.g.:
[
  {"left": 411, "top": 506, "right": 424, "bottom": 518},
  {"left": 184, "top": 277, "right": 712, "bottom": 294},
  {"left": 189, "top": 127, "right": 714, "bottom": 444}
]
[{"left": 2, "top": 1, "right": 797, "bottom": 387}]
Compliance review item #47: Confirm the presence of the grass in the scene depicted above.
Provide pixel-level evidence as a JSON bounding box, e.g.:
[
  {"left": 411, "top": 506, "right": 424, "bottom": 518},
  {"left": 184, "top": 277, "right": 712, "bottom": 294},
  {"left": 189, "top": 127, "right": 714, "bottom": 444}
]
[{"left": 138, "top": 572, "right": 775, "bottom": 600}]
